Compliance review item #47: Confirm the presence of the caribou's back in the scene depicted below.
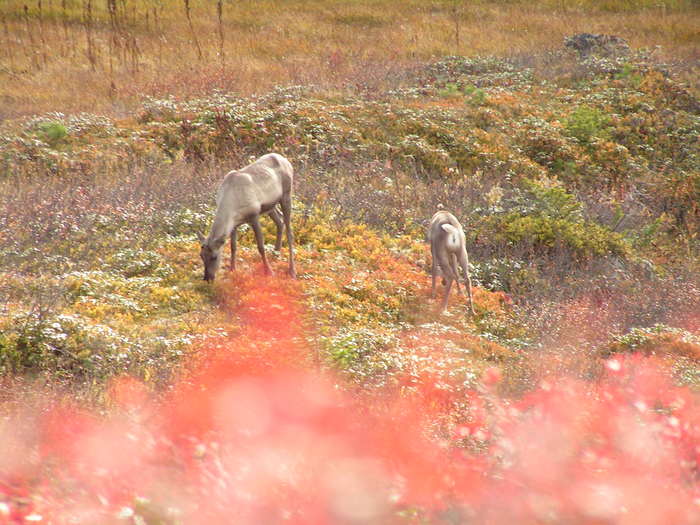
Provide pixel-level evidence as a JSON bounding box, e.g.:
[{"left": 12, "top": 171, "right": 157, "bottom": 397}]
[
  {"left": 218, "top": 153, "right": 293, "bottom": 215},
  {"left": 239, "top": 153, "right": 293, "bottom": 191}
]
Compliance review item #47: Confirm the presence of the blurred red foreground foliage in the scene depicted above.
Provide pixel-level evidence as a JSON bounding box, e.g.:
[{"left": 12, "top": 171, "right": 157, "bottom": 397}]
[{"left": 1, "top": 276, "right": 700, "bottom": 524}]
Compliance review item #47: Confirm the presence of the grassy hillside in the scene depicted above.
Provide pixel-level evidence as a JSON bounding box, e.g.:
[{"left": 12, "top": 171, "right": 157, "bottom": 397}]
[
  {"left": 0, "top": 0, "right": 698, "bottom": 118},
  {"left": 1, "top": 1, "right": 699, "bottom": 522}
]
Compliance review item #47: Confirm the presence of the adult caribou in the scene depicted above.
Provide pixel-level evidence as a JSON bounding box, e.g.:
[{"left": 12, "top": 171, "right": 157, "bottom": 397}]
[{"left": 197, "top": 153, "right": 296, "bottom": 282}]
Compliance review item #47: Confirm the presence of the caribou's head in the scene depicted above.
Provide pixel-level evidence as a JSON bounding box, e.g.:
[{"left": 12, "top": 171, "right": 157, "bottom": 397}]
[{"left": 197, "top": 232, "right": 222, "bottom": 282}]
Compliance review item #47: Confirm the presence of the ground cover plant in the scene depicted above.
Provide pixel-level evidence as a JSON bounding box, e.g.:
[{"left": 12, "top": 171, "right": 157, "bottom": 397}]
[
  {"left": 1, "top": 1, "right": 700, "bottom": 522},
  {"left": 1, "top": 271, "right": 700, "bottom": 523},
  {"left": 0, "top": 0, "right": 698, "bottom": 118}
]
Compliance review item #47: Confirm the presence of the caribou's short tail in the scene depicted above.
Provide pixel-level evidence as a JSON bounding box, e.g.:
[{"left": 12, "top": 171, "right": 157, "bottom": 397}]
[{"left": 441, "top": 223, "right": 461, "bottom": 251}]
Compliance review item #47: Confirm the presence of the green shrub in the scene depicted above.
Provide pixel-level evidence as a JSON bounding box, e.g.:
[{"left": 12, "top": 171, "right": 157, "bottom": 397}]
[
  {"left": 525, "top": 180, "right": 583, "bottom": 221},
  {"left": 437, "top": 83, "right": 487, "bottom": 105},
  {"left": 322, "top": 328, "right": 397, "bottom": 380},
  {"left": 37, "top": 121, "right": 68, "bottom": 147},
  {"left": 489, "top": 213, "right": 630, "bottom": 259},
  {"left": 462, "top": 84, "right": 487, "bottom": 106},
  {"left": 438, "top": 83, "right": 462, "bottom": 98},
  {"left": 614, "top": 63, "right": 643, "bottom": 88},
  {"left": 564, "top": 106, "right": 610, "bottom": 144}
]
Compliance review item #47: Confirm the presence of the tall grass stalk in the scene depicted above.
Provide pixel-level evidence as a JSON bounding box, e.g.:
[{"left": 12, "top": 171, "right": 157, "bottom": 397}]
[
  {"left": 217, "top": 0, "right": 224, "bottom": 71},
  {"left": 183, "top": 0, "right": 202, "bottom": 61}
]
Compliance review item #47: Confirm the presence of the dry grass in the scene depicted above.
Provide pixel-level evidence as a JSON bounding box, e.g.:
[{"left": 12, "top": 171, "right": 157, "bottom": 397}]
[{"left": 0, "top": 0, "right": 698, "bottom": 119}]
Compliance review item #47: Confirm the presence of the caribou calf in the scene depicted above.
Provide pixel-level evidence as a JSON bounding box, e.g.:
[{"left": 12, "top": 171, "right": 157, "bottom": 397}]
[
  {"left": 197, "top": 153, "right": 296, "bottom": 282},
  {"left": 427, "top": 210, "right": 475, "bottom": 313}
]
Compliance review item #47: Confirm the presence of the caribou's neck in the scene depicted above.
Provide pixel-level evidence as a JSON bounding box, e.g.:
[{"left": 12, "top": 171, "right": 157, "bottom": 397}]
[{"left": 207, "top": 209, "right": 242, "bottom": 249}]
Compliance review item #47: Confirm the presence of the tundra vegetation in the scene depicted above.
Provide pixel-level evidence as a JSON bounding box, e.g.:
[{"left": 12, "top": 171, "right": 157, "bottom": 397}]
[{"left": 0, "top": 0, "right": 699, "bottom": 522}]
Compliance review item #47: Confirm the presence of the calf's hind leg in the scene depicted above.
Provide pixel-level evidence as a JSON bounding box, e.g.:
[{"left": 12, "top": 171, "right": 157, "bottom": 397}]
[
  {"left": 441, "top": 278, "right": 455, "bottom": 312},
  {"left": 280, "top": 195, "right": 296, "bottom": 278},
  {"left": 451, "top": 253, "right": 463, "bottom": 296},
  {"left": 430, "top": 243, "right": 438, "bottom": 299},
  {"left": 436, "top": 249, "right": 457, "bottom": 312},
  {"left": 458, "top": 250, "right": 475, "bottom": 314}
]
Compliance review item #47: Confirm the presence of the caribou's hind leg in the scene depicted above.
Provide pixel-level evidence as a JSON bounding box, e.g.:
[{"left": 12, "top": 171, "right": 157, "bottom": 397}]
[
  {"left": 430, "top": 243, "right": 438, "bottom": 299},
  {"left": 441, "top": 278, "right": 454, "bottom": 312},
  {"left": 280, "top": 195, "right": 296, "bottom": 278},
  {"left": 268, "top": 207, "right": 284, "bottom": 252},
  {"left": 451, "top": 254, "right": 463, "bottom": 296},
  {"left": 436, "top": 248, "right": 456, "bottom": 312},
  {"left": 230, "top": 226, "right": 238, "bottom": 271},
  {"left": 250, "top": 215, "right": 272, "bottom": 276}
]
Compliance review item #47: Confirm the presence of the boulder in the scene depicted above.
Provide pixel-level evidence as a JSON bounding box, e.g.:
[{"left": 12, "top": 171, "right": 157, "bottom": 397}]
[{"left": 564, "top": 33, "right": 631, "bottom": 57}]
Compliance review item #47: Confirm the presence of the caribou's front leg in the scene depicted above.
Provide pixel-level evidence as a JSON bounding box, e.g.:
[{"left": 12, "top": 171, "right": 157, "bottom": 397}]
[
  {"left": 230, "top": 226, "right": 238, "bottom": 271},
  {"left": 250, "top": 215, "right": 272, "bottom": 276}
]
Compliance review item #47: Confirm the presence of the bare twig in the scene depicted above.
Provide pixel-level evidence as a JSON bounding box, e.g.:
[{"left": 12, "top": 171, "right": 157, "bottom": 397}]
[
  {"left": 184, "top": 0, "right": 203, "bottom": 61},
  {"left": 83, "top": 0, "right": 97, "bottom": 70},
  {"left": 217, "top": 0, "right": 225, "bottom": 70}
]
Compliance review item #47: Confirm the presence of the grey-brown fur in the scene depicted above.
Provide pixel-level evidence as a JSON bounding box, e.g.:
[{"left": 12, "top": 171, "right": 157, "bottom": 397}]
[
  {"left": 427, "top": 210, "right": 475, "bottom": 313},
  {"left": 197, "top": 153, "right": 296, "bottom": 281}
]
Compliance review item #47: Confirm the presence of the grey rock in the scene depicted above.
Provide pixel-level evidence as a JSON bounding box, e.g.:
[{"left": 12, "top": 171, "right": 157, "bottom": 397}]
[{"left": 564, "top": 33, "right": 631, "bottom": 57}]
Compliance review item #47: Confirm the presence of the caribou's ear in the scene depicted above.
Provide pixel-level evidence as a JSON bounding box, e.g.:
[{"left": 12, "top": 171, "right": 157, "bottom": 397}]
[
  {"left": 196, "top": 232, "right": 206, "bottom": 245},
  {"left": 441, "top": 223, "right": 460, "bottom": 249},
  {"left": 441, "top": 224, "right": 458, "bottom": 235}
]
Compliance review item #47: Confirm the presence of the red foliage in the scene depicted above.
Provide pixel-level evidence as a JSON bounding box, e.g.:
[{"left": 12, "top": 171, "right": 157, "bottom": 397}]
[{"left": 1, "top": 277, "right": 700, "bottom": 523}]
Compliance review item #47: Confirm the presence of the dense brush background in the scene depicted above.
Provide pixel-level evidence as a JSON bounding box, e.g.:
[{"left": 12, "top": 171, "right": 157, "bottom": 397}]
[{"left": 0, "top": 0, "right": 699, "bottom": 523}]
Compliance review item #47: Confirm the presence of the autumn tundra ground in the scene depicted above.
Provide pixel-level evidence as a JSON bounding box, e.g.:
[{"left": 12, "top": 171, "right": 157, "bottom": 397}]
[
  {"left": 2, "top": 267, "right": 700, "bottom": 523},
  {"left": 1, "top": 0, "right": 700, "bottom": 523}
]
